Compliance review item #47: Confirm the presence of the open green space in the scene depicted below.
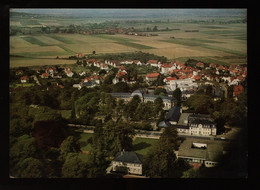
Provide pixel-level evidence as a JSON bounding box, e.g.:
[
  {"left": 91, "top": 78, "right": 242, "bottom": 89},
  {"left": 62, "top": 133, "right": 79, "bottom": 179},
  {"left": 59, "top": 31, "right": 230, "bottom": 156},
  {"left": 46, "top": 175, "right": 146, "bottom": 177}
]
[
  {"left": 94, "top": 34, "right": 155, "bottom": 50},
  {"left": 133, "top": 137, "right": 158, "bottom": 156},
  {"left": 21, "top": 36, "right": 48, "bottom": 46},
  {"left": 78, "top": 133, "right": 93, "bottom": 152},
  {"left": 48, "top": 34, "right": 82, "bottom": 44}
]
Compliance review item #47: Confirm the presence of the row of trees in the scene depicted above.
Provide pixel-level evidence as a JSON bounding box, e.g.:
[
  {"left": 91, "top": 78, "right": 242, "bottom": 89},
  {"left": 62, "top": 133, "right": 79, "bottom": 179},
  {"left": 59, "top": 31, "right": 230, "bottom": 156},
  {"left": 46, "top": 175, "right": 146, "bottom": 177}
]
[{"left": 87, "top": 51, "right": 168, "bottom": 64}]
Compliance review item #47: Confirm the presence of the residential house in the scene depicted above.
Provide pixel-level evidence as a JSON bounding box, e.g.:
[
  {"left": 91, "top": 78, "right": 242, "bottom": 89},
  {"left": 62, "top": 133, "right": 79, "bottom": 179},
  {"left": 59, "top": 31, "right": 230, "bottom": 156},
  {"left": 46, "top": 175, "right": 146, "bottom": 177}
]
[
  {"left": 45, "top": 67, "right": 57, "bottom": 77},
  {"left": 164, "top": 77, "right": 177, "bottom": 85},
  {"left": 196, "top": 62, "right": 204, "bottom": 68},
  {"left": 160, "top": 63, "right": 174, "bottom": 75},
  {"left": 41, "top": 73, "right": 49, "bottom": 79},
  {"left": 112, "top": 151, "right": 143, "bottom": 175},
  {"left": 15, "top": 70, "right": 24, "bottom": 76},
  {"left": 79, "top": 71, "right": 86, "bottom": 76},
  {"left": 20, "top": 76, "right": 29, "bottom": 83},
  {"left": 113, "top": 72, "right": 128, "bottom": 84},
  {"left": 146, "top": 73, "right": 160, "bottom": 82},
  {"left": 133, "top": 60, "right": 142, "bottom": 65},
  {"left": 64, "top": 67, "right": 74, "bottom": 77},
  {"left": 120, "top": 60, "right": 133, "bottom": 65},
  {"left": 228, "top": 78, "right": 239, "bottom": 86},
  {"left": 147, "top": 60, "right": 160, "bottom": 67},
  {"left": 100, "top": 63, "right": 109, "bottom": 70},
  {"left": 209, "top": 63, "right": 217, "bottom": 68}
]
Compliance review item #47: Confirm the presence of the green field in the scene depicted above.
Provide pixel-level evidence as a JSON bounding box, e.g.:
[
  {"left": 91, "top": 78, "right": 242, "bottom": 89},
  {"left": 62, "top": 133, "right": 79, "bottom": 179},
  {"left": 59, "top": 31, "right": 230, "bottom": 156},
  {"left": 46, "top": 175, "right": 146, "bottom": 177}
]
[
  {"left": 21, "top": 36, "right": 48, "bottom": 46},
  {"left": 133, "top": 137, "right": 158, "bottom": 156},
  {"left": 94, "top": 34, "right": 155, "bottom": 50}
]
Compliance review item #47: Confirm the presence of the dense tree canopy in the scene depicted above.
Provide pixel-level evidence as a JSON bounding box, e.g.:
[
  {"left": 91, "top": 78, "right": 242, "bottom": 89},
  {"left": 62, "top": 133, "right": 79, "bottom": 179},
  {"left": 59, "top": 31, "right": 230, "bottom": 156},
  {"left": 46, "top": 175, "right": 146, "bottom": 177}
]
[{"left": 143, "top": 127, "right": 186, "bottom": 178}]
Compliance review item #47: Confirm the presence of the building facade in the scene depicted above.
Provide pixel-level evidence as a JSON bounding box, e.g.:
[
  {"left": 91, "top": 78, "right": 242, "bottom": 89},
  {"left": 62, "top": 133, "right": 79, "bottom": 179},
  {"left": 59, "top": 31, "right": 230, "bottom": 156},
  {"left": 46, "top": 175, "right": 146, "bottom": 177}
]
[
  {"left": 112, "top": 151, "right": 143, "bottom": 175},
  {"left": 110, "top": 90, "right": 175, "bottom": 110}
]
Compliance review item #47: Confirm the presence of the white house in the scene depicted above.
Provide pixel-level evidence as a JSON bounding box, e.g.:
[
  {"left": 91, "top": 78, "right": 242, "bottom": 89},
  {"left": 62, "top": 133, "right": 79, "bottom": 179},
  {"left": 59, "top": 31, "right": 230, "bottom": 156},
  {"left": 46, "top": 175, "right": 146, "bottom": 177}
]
[
  {"left": 169, "top": 78, "right": 198, "bottom": 92},
  {"left": 112, "top": 151, "right": 143, "bottom": 175},
  {"left": 147, "top": 60, "right": 161, "bottom": 67},
  {"left": 20, "top": 76, "right": 29, "bottom": 83}
]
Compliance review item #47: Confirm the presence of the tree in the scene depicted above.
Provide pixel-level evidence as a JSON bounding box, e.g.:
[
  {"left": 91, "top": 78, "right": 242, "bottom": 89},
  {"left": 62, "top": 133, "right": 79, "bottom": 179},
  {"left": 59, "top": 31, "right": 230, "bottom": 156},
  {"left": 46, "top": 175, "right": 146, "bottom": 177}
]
[
  {"left": 173, "top": 88, "right": 182, "bottom": 104},
  {"left": 181, "top": 168, "right": 201, "bottom": 178},
  {"left": 153, "top": 26, "right": 158, "bottom": 31},
  {"left": 227, "top": 85, "right": 234, "bottom": 99},
  {"left": 15, "top": 157, "right": 45, "bottom": 178},
  {"left": 92, "top": 50, "right": 96, "bottom": 55},
  {"left": 153, "top": 97, "right": 163, "bottom": 117},
  {"left": 124, "top": 95, "right": 141, "bottom": 120},
  {"left": 143, "top": 126, "right": 180, "bottom": 177},
  {"left": 59, "top": 136, "right": 81, "bottom": 161},
  {"left": 154, "top": 88, "right": 167, "bottom": 96},
  {"left": 61, "top": 153, "right": 89, "bottom": 178},
  {"left": 111, "top": 82, "right": 130, "bottom": 92},
  {"left": 186, "top": 93, "right": 213, "bottom": 114}
]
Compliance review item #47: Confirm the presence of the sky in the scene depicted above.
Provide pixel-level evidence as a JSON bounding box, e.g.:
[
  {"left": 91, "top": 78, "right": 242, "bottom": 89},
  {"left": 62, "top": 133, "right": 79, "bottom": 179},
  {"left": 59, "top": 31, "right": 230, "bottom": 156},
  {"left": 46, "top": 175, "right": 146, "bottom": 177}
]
[{"left": 10, "top": 8, "right": 246, "bottom": 18}]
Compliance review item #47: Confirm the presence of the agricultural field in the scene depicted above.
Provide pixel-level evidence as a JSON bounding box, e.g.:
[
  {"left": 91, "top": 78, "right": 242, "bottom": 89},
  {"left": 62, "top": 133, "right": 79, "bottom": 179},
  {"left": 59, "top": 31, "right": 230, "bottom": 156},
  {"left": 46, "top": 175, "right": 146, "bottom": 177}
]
[{"left": 10, "top": 20, "right": 247, "bottom": 67}]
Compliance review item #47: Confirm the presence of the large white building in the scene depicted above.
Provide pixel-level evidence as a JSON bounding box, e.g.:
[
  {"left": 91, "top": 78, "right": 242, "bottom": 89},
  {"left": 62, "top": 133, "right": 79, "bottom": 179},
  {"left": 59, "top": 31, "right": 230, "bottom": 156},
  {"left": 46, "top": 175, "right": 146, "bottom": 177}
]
[{"left": 169, "top": 78, "right": 198, "bottom": 92}]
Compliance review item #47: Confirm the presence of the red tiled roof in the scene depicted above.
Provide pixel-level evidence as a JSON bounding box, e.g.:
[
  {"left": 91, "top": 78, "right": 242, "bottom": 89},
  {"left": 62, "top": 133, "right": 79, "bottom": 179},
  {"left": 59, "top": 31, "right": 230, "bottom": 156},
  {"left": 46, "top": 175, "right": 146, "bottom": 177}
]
[
  {"left": 209, "top": 63, "right": 216, "bottom": 67},
  {"left": 116, "top": 72, "right": 127, "bottom": 77},
  {"left": 196, "top": 62, "right": 204, "bottom": 66},
  {"left": 58, "top": 85, "right": 64, "bottom": 88},
  {"left": 165, "top": 77, "right": 177, "bottom": 81},
  {"left": 188, "top": 73, "right": 193, "bottom": 78},
  {"left": 87, "top": 59, "right": 97, "bottom": 63},
  {"left": 42, "top": 73, "right": 48, "bottom": 77},
  {"left": 234, "top": 85, "right": 244, "bottom": 96},
  {"left": 133, "top": 60, "right": 140, "bottom": 63},
  {"left": 161, "top": 63, "right": 173, "bottom": 68},
  {"left": 82, "top": 77, "right": 91, "bottom": 82},
  {"left": 146, "top": 73, "right": 160, "bottom": 78},
  {"left": 193, "top": 75, "right": 201, "bottom": 80},
  {"left": 91, "top": 75, "right": 99, "bottom": 80},
  {"left": 147, "top": 60, "right": 158, "bottom": 64},
  {"left": 20, "top": 76, "right": 29, "bottom": 80},
  {"left": 179, "top": 75, "right": 187, "bottom": 79},
  {"left": 120, "top": 65, "right": 126, "bottom": 70}
]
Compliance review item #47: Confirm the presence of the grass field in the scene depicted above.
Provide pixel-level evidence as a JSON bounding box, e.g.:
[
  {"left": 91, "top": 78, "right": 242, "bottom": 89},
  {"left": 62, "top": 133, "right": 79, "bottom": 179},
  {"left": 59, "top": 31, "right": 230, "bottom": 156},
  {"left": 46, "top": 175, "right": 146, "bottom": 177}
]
[
  {"left": 79, "top": 133, "right": 93, "bottom": 152},
  {"left": 10, "top": 22, "right": 247, "bottom": 67},
  {"left": 133, "top": 137, "right": 158, "bottom": 156}
]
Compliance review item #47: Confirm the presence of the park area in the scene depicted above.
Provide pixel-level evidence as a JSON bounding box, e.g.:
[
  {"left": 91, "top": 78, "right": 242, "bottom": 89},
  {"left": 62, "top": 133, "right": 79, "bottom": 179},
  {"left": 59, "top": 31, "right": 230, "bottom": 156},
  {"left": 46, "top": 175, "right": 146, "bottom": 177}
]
[{"left": 77, "top": 132, "right": 158, "bottom": 162}]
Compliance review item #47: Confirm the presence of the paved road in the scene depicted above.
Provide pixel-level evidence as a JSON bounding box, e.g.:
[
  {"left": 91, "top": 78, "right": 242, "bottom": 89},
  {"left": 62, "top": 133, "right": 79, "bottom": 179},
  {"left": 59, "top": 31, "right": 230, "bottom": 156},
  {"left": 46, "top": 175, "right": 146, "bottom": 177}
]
[{"left": 69, "top": 124, "right": 234, "bottom": 141}]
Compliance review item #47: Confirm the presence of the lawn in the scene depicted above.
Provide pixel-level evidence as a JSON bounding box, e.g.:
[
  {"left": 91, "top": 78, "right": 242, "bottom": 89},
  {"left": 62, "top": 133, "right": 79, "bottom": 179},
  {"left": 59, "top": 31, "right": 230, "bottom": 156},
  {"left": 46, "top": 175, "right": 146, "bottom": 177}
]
[
  {"left": 133, "top": 137, "right": 158, "bottom": 156},
  {"left": 78, "top": 133, "right": 93, "bottom": 152}
]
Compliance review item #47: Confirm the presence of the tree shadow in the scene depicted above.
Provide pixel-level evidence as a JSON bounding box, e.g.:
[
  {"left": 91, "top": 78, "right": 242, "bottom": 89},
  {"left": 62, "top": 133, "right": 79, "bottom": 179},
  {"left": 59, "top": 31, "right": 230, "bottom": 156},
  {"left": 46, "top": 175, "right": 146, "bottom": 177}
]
[{"left": 133, "top": 142, "right": 151, "bottom": 151}]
